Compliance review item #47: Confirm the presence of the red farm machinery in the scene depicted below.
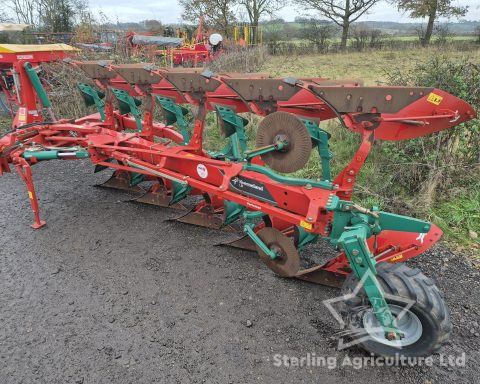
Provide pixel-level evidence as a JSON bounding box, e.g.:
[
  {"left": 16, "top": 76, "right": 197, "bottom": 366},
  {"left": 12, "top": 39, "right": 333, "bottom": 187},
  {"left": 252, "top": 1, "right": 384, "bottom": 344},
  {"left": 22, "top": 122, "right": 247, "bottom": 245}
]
[
  {"left": 0, "top": 54, "right": 476, "bottom": 357},
  {"left": 125, "top": 18, "right": 223, "bottom": 67},
  {"left": 0, "top": 43, "right": 78, "bottom": 126}
]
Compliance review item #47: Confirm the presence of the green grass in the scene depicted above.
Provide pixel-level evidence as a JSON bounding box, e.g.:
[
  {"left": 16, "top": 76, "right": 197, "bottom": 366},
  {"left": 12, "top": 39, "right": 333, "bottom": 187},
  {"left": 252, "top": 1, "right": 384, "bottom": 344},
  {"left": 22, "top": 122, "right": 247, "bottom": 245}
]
[
  {"left": 433, "top": 189, "right": 480, "bottom": 249},
  {"left": 383, "top": 35, "right": 475, "bottom": 42},
  {"left": 262, "top": 46, "right": 480, "bottom": 85}
]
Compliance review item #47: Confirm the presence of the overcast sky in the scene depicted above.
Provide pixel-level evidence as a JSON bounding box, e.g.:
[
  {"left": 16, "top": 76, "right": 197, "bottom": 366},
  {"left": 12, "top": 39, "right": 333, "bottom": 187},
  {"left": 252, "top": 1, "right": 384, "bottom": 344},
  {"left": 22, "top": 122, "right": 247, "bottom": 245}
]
[{"left": 88, "top": 0, "right": 480, "bottom": 24}]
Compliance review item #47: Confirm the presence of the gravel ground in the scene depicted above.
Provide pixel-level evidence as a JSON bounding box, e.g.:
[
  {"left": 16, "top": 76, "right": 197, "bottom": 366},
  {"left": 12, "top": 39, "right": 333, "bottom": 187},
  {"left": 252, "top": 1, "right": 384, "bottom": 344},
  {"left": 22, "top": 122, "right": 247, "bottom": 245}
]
[{"left": 1, "top": 160, "right": 479, "bottom": 384}]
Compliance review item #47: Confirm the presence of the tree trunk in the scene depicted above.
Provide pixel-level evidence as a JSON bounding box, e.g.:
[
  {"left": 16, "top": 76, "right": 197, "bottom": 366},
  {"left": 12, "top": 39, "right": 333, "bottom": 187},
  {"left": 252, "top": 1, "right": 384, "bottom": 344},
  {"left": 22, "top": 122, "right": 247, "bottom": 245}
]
[
  {"left": 340, "top": 22, "right": 349, "bottom": 51},
  {"left": 422, "top": 2, "right": 438, "bottom": 46},
  {"left": 252, "top": 12, "right": 260, "bottom": 45}
]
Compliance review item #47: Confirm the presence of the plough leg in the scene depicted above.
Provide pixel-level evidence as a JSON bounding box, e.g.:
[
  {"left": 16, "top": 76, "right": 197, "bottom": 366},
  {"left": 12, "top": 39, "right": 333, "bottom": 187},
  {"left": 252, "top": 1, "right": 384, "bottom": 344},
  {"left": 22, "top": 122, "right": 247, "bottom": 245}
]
[{"left": 14, "top": 158, "right": 46, "bottom": 229}]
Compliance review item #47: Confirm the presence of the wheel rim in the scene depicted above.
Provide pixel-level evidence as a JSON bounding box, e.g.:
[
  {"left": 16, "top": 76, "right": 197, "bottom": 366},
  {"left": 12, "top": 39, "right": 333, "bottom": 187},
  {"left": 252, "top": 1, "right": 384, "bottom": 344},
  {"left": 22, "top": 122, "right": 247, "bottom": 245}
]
[{"left": 362, "top": 304, "right": 423, "bottom": 347}]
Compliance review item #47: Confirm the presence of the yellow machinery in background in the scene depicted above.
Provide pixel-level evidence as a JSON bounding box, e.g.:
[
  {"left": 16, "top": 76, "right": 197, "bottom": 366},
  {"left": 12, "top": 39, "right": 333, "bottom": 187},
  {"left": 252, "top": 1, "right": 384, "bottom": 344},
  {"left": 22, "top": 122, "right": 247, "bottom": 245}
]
[{"left": 233, "top": 25, "right": 262, "bottom": 45}]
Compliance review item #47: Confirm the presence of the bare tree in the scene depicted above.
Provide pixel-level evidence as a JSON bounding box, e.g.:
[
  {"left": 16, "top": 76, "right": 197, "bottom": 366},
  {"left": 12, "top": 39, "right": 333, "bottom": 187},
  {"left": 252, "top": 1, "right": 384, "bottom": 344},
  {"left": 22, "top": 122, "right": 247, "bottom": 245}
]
[
  {"left": 6, "top": 0, "right": 41, "bottom": 25},
  {"left": 0, "top": 16, "right": 11, "bottom": 23},
  {"left": 350, "top": 23, "right": 369, "bottom": 50},
  {"left": 179, "top": 0, "right": 237, "bottom": 38},
  {"left": 300, "top": 18, "right": 335, "bottom": 52},
  {"left": 393, "top": 0, "right": 467, "bottom": 46},
  {"left": 239, "top": 0, "right": 286, "bottom": 43},
  {"left": 350, "top": 23, "right": 384, "bottom": 50},
  {"left": 295, "top": 0, "right": 380, "bottom": 50},
  {"left": 5, "top": 0, "right": 88, "bottom": 31}
]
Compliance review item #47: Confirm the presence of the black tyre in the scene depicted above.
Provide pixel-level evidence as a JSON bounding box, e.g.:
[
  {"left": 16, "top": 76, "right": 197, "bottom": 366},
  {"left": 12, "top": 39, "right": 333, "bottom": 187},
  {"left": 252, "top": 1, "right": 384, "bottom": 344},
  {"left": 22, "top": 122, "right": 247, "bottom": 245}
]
[{"left": 340, "top": 262, "right": 451, "bottom": 357}]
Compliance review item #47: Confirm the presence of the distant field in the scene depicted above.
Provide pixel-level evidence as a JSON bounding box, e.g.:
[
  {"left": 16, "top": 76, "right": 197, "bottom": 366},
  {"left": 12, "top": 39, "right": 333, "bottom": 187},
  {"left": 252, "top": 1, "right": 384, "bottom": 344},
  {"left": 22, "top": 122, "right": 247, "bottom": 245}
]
[
  {"left": 390, "top": 35, "right": 476, "bottom": 41},
  {"left": 261, "top": 45, "right": 480, "bottom": 84},
  {"left": 262, "top": 20, "right": 479, "bottom": 37},
  {"left": 272, "top": 35, "right": 476, "bottom": 44}
]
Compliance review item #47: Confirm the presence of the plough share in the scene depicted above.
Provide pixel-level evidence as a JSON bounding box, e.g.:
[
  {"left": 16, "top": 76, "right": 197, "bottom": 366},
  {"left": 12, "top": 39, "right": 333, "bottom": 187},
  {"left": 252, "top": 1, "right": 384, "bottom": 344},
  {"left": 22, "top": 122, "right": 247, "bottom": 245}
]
[{"left": 0, "top": 57, "right": 476, "bottom": 357}]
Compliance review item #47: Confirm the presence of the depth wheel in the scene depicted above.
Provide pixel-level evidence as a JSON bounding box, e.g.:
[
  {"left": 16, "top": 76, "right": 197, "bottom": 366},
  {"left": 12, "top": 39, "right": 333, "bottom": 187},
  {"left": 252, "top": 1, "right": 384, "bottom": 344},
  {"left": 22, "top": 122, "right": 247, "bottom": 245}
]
[{"left": 340, "top": 262, "right": 451, "bottom": 357}]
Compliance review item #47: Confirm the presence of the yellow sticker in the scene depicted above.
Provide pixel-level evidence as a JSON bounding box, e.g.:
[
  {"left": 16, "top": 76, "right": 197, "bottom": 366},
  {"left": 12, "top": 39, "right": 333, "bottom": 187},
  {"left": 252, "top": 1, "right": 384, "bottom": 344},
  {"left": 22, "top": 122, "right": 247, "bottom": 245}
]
[
  {"left": 300, "top": 220, "right": 313, "bottom": 230},
  {"left": 390, "top": 254, "right": 404, "bottom": 262},
  {"left": 28, "top": 191, "right": 33, "bottom": 199},
  {"left": 18, "top": 107, "right": 27, "bottom": 122},
  {"left": 427, "top": 92, "right": 443, "bottom": 106}
]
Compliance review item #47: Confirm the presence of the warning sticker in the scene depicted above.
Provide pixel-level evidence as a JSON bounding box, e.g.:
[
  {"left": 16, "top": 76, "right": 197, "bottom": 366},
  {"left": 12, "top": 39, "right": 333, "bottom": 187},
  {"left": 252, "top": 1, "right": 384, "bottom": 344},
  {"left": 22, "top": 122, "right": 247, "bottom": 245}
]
[
  {"left": 427, "top": 92, "right": 443, "bottom": 106},
  {"left": 390, "top": 254, "right": 404, "bottom": 262},
  {"left": 18, "top": 107, "right": 27, "bottom": 122},
  {"left": 299, "top": 220, "right": 313, "bottom": 230}
]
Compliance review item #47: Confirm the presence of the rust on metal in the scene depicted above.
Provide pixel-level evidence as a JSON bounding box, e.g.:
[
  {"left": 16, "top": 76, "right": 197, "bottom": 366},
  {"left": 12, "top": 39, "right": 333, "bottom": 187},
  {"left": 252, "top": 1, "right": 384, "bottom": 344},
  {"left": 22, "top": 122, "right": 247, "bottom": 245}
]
[
  {"left": 159, "top": 71, "right": 222, "bottom": 93},
  {"left": 173, "top": 204, "right": 236, "bottom": 231},
  {"left": 295, "top": 266, "right": 345, "bottom": 288},
  {"left": 255, "top": 227, "right": 300, "bottom": 277},
  {"left": 111, "top": 63, "right": 162, "bottom": 85},
  {"left": 95, "top": 172, "right": 145, "bottom": 193},
  {"left": 218, "top": 235, "right": 257, "bottom": 252},
  {"left": 311, "top": 78, "right": 364, "bottom": 86},
  {"left": 256, "top": 111, "right": 312, "bottom": 173},
  {"left": 75, "top": 60, "right": 115, "bottom": 80},
  {"left": 222, "top": 78, "right": 301, "bottom": 101},
  {"left": 134, "top": 187, "right": 185, "bottom": 210},
  {"left": 308, "top": 85, "right": 434, "bottom": 113}
]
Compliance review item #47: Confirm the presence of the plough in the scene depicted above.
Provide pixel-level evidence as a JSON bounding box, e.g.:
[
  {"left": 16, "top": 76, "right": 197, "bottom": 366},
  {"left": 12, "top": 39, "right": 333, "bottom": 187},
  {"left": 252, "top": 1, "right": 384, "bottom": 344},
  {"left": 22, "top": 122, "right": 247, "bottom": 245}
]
[{"left": 0, "top": 56, "right": 476, "bottom": 357}]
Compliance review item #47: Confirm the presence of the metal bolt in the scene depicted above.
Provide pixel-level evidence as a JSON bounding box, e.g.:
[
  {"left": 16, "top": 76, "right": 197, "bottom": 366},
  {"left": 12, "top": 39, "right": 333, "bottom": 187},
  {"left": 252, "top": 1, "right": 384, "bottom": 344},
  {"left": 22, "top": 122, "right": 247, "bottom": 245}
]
[
  {"left": 347, "top": 178, "right": 352, "bottom": 183},
  {"left": 386, "top": 332, "right": 397, "bottom": 341},
  {"left": 305, "top": 184, "right": 312, "bottom": 190},
  {"left": 307, "top": 217, "right": 313, "bottom": 222},
  {"left": 355, "top": 257, "right": 363, "bottom": 264},
  {"left": 352, "top": 249, "right": 359, "bottom": 256},
  {"left": 348, "top": 170, "right": 355, "bottom": 175}
]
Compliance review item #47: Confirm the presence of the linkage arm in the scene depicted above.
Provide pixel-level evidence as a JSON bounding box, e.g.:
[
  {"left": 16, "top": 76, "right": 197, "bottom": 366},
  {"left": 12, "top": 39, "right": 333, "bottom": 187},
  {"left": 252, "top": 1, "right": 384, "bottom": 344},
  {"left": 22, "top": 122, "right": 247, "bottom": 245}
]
[{"left": 338, "top": 224, "right": 402, "bottom": 340}]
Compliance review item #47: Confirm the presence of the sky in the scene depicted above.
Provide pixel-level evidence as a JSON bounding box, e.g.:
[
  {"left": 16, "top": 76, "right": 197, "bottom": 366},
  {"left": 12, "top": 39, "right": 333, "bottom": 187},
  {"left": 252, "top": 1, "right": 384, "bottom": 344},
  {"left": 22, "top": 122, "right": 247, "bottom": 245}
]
[{"left": 88, "top": 0, "right": 480, "bottom": 25}]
